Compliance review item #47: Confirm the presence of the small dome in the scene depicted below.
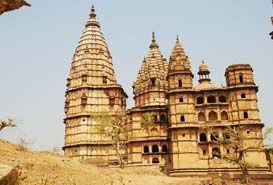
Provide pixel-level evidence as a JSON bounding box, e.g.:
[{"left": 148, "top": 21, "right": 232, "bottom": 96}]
[{"left": 198, "top": 61, "right": 210, "bottom": 75}]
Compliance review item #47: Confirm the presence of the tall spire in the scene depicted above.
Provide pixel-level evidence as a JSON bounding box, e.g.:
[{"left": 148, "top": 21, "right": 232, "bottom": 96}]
[{"left": 133, "top": 33, "right": 168, "bottom": 107}]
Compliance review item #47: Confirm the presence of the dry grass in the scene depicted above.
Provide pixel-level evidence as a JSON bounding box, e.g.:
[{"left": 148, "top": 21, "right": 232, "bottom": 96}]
[{"left": 0, "top": 139, "right": 206, "bottom": 185}]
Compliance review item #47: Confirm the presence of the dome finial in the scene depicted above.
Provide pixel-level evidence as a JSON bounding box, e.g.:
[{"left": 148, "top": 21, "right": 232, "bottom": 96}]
[
  {"left": 90, "top": 5, "right": 96, "bottom": 19},
  {"left": 202, "top": 59, "right": 204, "bottom": 64}
]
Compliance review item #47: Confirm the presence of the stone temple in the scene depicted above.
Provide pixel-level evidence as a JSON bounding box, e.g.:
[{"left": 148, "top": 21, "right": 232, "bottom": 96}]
[{"left": 63, "top": 6, "right": 272, "bottom": 177}]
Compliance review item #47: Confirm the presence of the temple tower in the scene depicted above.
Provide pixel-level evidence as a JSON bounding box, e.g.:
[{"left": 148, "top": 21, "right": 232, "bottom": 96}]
[
  {"left": 127, "top": 33, "right": 169, "bottom": 165},
  {"left": 167, "top": 37, "right": 199, "bottom": 171},
  {"left": 63, "top": 6, "right": 127, "bottom": 160}
]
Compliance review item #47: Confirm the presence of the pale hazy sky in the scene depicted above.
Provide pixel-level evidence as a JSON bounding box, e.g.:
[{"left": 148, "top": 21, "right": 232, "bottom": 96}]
[{"left": 0, "top": 1, "right": 272, "bottom": 150}]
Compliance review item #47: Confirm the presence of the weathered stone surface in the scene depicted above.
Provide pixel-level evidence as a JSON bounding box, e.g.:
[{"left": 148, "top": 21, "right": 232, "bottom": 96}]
[{"left": 0, "top": 164, "right": 18, "bottom": 185}]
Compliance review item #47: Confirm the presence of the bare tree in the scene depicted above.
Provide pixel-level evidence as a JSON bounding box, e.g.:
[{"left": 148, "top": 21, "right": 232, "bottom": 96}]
[
  {"left": 0, "top": 0, "right": 31, "bottom": 15},
  {"left": 93, "top": 111, "right": 128, "bottom": 168},
  {"left": 0, "top": 119, "right": 16, "bottom": 131}
]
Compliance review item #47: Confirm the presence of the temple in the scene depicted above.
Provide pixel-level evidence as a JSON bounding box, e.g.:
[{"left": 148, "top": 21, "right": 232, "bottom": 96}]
[{"left": 63, "top": 6, "right": 272, "bottom": 177}]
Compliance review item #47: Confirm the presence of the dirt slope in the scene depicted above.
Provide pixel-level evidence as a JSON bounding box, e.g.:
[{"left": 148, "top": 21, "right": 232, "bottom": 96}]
[{"left": 0, "top": 139, "right": 204, "bottom": 185}]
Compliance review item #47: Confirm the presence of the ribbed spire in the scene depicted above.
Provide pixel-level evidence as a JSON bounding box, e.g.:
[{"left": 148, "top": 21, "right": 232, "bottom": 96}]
[
  {"left": 171, "top": 35, "right": 186, "bottom": 58},
  {"left": 169, "top": 36, "right": 191, "bottom": 72},
  {"left": 133, "top": 33, "right": 168, "bottom": 107},
  {"left": 68, "top": 5, "right": 118, "bottom": 88}
]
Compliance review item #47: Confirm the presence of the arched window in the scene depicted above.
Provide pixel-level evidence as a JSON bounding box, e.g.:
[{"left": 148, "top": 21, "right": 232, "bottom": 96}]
[
  {"left": 219, "top": 96, "right": 227, "bottom": 103},
  {"left": 243, "top": 112, "right": 248, "bottom": 119},
  {"left": 152, "top": 157, "right": 159, "bottom": 163},
  {"left": 221, "top": 111, "right": 228, "bottom": 120},
  {"left": 179, "top": 97, "right": 183, "bottom": 102},
  {"left": 162, "top": 145, "right": 168, "bottom": 152},
  {"left": 239, "top": 73, "right": 243, "bottom": 83},
  {"left": 241, "top": 93, "right": 246, "bottom": 98},
  {"left": 152, "top": 145, "right": 159, "bottom": 153},
  {"left": 180, "top": 115, "right": 185, "bottom": 122},
  {"left": 208, "top": 111, "right": 217, "bottom": 121},
  {"left": 160, "top": 114, "right": 166, "bottom": 122},
  {"left": 178, "top": 80, "right": 182, "bottom": 88},
  {"left": 82, "top": 74, "right": 87, "bottom": 83},
  {"left": 207, "top": 95, "right": 216, "bottom": 103},
  {"left": 203, "top": 149, "right": 207, "bottom": 156},
  {"left": 200, "top": 133, "right": 207, "bottom": 142},
  {"left": 210, "top": 132, "right": 219, "bottom": 141},
  {"left": 197, "top": 97, "right": 204, "bottom": 104},
  {"left": 144, "top": 146, "right": 149, "bottom": 153},
  {"left": 212, "top": 147, "right": 221, "bottom": 159},
  {"left": 102, "top": 76, "right": 107, "bottom": 84},
  {"left": 150, "top": 78, "right": 156, "bottom": 86},
  {"left": 198, "top": 112, "right": 205, "bottom": 122}
]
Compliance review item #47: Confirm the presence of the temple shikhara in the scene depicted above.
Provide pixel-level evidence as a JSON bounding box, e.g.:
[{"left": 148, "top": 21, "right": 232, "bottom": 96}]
[{"left": 63, "top": 6, "right": 272, "bottom": 177}]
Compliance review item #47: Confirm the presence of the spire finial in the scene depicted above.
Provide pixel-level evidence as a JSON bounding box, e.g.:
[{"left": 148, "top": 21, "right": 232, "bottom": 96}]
[
  {"left": 176, "top": 34, "right": 179, "bottom": 43},
  {"left": 90, "top": 5, "right": 96, "bottom": 19},
  {"left": 149, "top": 32, "right": 159, "bottom": 49}
]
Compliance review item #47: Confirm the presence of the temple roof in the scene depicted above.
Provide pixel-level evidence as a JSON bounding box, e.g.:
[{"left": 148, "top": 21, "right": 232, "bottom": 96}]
[
  {"left": 133, "top": 33, "right": 168, "bottom": 96},
  {"left": 168, "top": 36, "right": 192, "bottom": 74},
  {"left": 68, "top": 5, "right": 118, "bottom": 87}
]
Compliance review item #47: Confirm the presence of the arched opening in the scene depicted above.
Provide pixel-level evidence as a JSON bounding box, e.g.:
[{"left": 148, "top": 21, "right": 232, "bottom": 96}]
[
  {"left": 198, "top": 112, "right": 205, "bottom": 122},
  {"left": 178, "top": 79, "right": 182, "bottom": 88},
  {"left": 239, "top": 74, "right": 243, "bottom": 83},
  {"left": 143, "top": 146, "right": 149, "bottom": 153},
  {"left": 82, "top": 74, "right": 87, "bottom": 83},
  {"left": 210, "top": 132, "right": 219, "bottom": 141},
  {"left": 203, "top": 149, "right": 207, "bottom": 156},
  {"left": 208, "top": 111, "right": 217, "bottom": 121},
  {"left": 102, "top": 76, "right": 107, "bottom": 84},
  {"left": 160, "top": 114, "right": 166, "bottom": 122},
  {"left": 241, "top": 93, "right": 246, "bottom": 98},
  {"left": 207, "top": 95, "right": 216, "bottom": 103},
  {"left": 212, "top": 147, "right": 221, "bottom": 159},
  {"left": 197, "top": 97, "right": 204, "bottom": 104},
  {"left": 150, "top": 78, "right": 156, "bottom": 86},
  {"left": 221, "top": 111, "right": 228, "bottom": 120},
  {"left": 219, "top": 96, "right": 227, "bottom": 103},
  {"left": 162, "top": 145, "right": 168, "bottom": 152},
  {"left": 152, "top": 157, "right": 160, "bottom": 163},
  {"left": 152, "top": 145, "right": 159, "bottom": 153},
  {"left": 244, "top": 111, "right": 248, "bottom": 119},
  {"left": 200, "top": 133, "right": 207, "bottom": 142},
  {"left": 179, "top": 97, "right": 183, "bottom": 102},
  {"left": 180, "top": 115, "right": 185, "bottom": 122}
]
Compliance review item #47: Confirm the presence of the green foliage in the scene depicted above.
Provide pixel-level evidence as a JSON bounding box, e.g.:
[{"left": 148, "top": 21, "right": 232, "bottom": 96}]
[
  {"left": 92, "top": 111, "right": 128, "bottom": 168},
  {"left": 141, "top": 112, "right": 155, "bottom": 127}
]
